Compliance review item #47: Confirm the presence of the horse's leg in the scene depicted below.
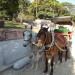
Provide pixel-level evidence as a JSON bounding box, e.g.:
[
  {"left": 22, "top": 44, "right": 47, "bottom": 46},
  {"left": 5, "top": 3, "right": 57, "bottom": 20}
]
[
  {"left": 50, "top": 56, "right": 54, "bottom": 75},
  {"left": 65, "top": 46, "right": 71, "bottom": 61},
  {"left": 65, "top": 50, "right": 68, "bottom": 61},
  {"left": 60, "top": 51, "right": 63, "bottom": 63},
  {"left": 58, "top": 51, "right": 62, "bottom": 63},
  {"left": 43, "top": 52, "right": 48, "bottom": 73}
]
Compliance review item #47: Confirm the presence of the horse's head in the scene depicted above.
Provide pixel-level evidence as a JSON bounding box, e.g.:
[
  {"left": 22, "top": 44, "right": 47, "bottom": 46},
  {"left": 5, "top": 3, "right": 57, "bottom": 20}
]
[
  {"left": 23, "top": 30, "right": 32, "bottom": 47},
  {"left": 35, "top": 27, "right": 52, "bottom": 47}
]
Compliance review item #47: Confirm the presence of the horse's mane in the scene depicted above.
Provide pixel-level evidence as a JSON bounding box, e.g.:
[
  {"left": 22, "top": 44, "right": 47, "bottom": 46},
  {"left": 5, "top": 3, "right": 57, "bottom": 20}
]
[{"left": 37, "top": 27, "right": 48, "bottom": 37}]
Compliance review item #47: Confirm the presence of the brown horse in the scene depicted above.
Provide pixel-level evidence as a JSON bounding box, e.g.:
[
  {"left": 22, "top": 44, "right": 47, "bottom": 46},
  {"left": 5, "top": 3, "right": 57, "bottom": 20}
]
[{"left": 35, "top": 27, "right": 68, "bottom": 75}]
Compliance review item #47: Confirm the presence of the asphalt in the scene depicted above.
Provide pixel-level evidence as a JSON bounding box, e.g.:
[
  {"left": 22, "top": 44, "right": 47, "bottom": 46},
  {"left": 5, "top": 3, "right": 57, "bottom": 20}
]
[
  {"left": 0, "top": 27, "right": 75, "bottom": 75},
  {"left": 0, "top": 58, "right": 75, "bottom": 75}
]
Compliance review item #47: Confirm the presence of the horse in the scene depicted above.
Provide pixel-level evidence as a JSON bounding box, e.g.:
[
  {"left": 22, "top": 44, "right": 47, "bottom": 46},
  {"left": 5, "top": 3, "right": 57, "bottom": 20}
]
[
  {"left": 34, "top": 27, "right": 69, "bottom": 75},
  {"left": 23, "top": 29, "right": 44, "bottom": 70}
]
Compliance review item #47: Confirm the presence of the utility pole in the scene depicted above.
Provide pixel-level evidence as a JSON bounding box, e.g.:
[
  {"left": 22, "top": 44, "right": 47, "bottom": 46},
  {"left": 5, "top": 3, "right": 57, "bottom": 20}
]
[
  {"left": 53, "top": 1, "right": 55, "bottom": 18},
  {"left": 36, "top": 0, "right": 38, "bottom": 18}
]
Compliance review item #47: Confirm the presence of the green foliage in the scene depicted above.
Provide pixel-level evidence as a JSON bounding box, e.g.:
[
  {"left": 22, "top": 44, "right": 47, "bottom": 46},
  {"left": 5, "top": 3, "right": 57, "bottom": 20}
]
[
  {"left": 37, "top": 11, "right": 55, "bottom": 18},
  {"left": 61, "top": 2, "right": 73, "bottom": 6},
  {"left": 17, "top": 0, "right": 32, "bottom": 20},
  {"left": 0, "top": 0, "right": 74, "bottom": 21},
  {"left": 5, "top": 21, "right": 25, "bottom": 28},
  {"left": 19, "top": 0, "right": 30, "bottom": 15},
  {"left": 0, "top": 10, "right": 6, "bottom": 18},
  {"left": 29, "top": 0, "right": 71, "bottom": 18},
  {"left": 0, "top": 0, "right": 31, "bottom": 20},
  {"left": 0, "top": 0, "right": 19, "bottom": 19}
]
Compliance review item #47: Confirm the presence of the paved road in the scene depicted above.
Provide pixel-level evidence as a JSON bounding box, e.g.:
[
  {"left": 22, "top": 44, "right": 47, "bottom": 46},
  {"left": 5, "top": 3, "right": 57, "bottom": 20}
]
[
  {"left": 0, "top": 35, "right": 75, "bottom": 75},
  {"left": 0, "top": 39, "right": 32, "bottom": 71},
  {"left": 0, "top": 27, "right": 75, "bottom": 75},
  {"left": 0, "top": 58, "right": 75, "bottom": 75}
]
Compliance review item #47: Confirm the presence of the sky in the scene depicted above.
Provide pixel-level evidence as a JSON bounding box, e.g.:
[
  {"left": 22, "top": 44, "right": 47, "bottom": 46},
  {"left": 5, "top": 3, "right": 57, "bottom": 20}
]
[
  {"left": 57, "top": 0, "right": 75, "bottom": 4},
  {"left": 31, "top": 0, "right": 75, "bottom": 5}
]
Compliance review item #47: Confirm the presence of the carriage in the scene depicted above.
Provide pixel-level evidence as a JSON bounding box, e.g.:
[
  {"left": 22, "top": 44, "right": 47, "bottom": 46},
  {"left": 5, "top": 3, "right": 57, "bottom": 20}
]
[
  {"left": 53, "top": 16, "right": 74, "bottom": 48},
  {"left": 52, "top": 16, "right": 73, "bottom": 41},
  {"left": 32, "top": 16, "right": 73, "bottom": 75}
]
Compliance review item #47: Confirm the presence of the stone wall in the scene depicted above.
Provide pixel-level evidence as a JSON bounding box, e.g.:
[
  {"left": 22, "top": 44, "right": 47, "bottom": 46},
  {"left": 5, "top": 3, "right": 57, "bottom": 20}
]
[{"left": 0, "top": 29, "right": 25, "bottom": 41}]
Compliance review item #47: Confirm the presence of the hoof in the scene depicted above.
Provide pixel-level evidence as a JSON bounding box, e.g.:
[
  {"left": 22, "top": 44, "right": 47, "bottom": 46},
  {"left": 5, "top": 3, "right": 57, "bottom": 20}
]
[
  {"left": 43, "top": 69, "right": 48, "bottom": 73},
  {"left": 50, "top": 72, "right": 53, "bottom": 75}
]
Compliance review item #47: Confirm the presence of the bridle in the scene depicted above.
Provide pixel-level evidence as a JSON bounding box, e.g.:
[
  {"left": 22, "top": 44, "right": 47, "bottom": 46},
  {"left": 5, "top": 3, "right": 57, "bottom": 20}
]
[
  {"left": 23, "top": 30, "right": 32, "bottom": 41},
  {"left": 43, "top": 31, "right": 50, "bottom": 45},
  {"left": 23, "top": 30, "right": 32, "bottom": 47}
]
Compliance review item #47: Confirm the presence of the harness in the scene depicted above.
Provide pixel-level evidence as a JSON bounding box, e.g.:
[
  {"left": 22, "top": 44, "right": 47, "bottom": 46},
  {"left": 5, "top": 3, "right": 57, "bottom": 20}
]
[
  {"left": 46, "top": 30, "right": 55, "bottom": 48},
  {"left": 33, "top": 29, "right": 66, "bottom": 53},
  {"left": 44, "top": 30, "right": 66, "bottom": 52}
]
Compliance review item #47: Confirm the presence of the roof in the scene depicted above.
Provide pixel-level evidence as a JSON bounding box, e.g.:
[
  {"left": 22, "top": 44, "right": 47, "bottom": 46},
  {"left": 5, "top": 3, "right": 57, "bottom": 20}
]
[
  {"left": 52, "top": 16, "right": 73, "bottom": 25},
  {"left": 55, "top": 21, "right": 72, "bottom": 25}
]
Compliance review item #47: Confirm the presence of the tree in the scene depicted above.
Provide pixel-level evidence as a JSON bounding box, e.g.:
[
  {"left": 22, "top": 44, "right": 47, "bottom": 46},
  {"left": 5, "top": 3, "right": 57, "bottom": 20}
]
[
  {"left": 28, "top": 2, "right": 37, "bottom": 17},
  {"left": 19, "top": 0, "right": 30, "bottom": 15},
  {"left": 29, "top": 0, "right": 62, "bottom": 18},
  {"left": 0, "top": 0, "right": 7, "bottom": 18},
  {"left": 0, "top": 0, "right": 19, "bottom": 20},
  {"left": 62, "top": 2, "right": 73, "bottom": 7},
  {"left": 6, "top": 0, "right": 19, "bottom": 19},
  {"left": 29, "top": 0, "right": 73, "bottom": 19},
  {"left": 61, "top": 2, "right": 74, "bottom": 16}
]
